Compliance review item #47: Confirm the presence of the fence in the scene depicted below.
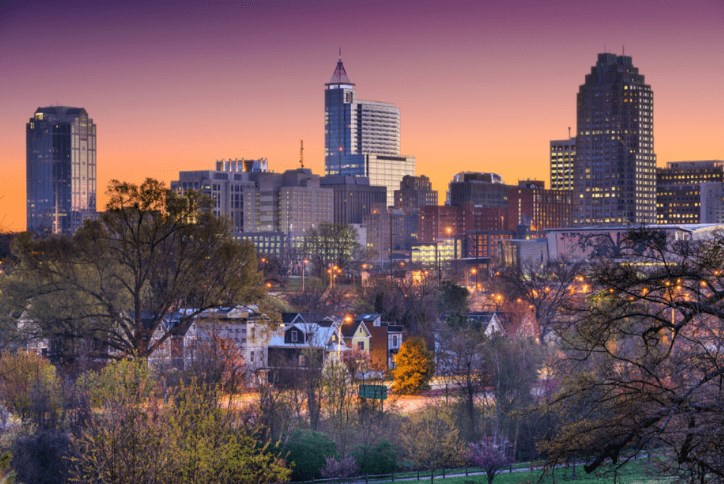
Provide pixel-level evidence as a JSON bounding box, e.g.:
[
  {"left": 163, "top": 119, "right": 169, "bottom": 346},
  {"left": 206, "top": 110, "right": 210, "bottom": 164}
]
[{"left": 300, "top": 460, "right": 546, "bottom": 483}]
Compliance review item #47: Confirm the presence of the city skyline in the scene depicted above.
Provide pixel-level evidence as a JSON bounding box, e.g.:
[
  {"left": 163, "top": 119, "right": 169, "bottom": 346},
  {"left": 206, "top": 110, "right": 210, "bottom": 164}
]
[{"left": 2, "top": 0, "right": 723, "bottom": 231}]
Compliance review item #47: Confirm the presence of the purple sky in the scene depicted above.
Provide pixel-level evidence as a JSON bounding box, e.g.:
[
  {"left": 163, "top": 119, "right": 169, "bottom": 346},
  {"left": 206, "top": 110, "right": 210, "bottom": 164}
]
[{"left": 1, "top": 0, "right": 723, "bottom": 230}]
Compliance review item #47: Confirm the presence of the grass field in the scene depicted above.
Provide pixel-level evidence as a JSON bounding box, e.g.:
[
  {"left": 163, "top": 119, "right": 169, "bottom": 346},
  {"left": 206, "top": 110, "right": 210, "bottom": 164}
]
[{"left": 376, "top": 460, "right": 672, "bottom": 484}]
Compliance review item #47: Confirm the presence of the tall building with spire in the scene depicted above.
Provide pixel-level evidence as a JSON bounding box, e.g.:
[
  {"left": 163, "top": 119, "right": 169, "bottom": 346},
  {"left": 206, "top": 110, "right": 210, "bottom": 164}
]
[
  {"left": 573, "top": 53, "right": 656, "bottom": 225},
  {"left": 324, "top": 54, "right": 415, "bottom": 206},
  {"left": 26, "top": 106, "right": 97, "bottom": 235}
]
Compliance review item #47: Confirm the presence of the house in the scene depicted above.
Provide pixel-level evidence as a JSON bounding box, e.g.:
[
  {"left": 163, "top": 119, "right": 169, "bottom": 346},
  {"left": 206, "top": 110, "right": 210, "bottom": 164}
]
[
  {"left": 148, "top": 305, "right": 272, "bottom": 377},
  {"left": 354, "top": 313, "right": 404, "bottom": 371},
  {"left": 439, "top": 311, "right": 506, "bottom": 338},
  {"left": 341, "top": 318, "right": 372, "bottom": 352},
  {"left": 464, "top": 312, "right": 506, "bottom": 337},
  {"left": 266, "top": 321, "right": 346, "bottom": 385}
]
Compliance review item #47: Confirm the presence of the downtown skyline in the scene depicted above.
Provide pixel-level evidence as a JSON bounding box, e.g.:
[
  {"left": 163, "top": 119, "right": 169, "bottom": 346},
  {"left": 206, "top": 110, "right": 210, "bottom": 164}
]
[{"left": 1, "top": 0, "right": 723, "bottom": 231}]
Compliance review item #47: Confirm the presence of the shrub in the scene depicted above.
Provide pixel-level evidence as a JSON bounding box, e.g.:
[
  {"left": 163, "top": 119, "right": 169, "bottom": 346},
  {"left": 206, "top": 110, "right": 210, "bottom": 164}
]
[{"left": 284, "top": 429, "right": 336, "bottom": 481}]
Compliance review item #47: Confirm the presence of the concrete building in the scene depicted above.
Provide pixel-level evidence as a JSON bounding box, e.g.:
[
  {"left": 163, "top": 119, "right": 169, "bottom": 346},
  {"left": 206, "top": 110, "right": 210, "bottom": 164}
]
[
  {"left": 320, "top": 175, "right": 386, "bottom": 225},
  {"left": 550, "top": 137, "right": 576, "bottom": 191},
  {"left": 574, "top": 53, "right": 656, "bottom": 225},
  {"left": 700, "top": 182, "right": 724, "bottom": 223},
  {"left": 394, "top": 174, "right": 438, "bottom": 212},
  {"left": 418, "top": 205, "right": 464, "bottom": 243},
  {"left": 363, "top": 205, "right": 406, "bottom": 262},
  {"left": 26, "top": 106, "right": 96, "bottom": 235},
  {"left": 506, "top": 180, "right": 573, "bottom": 230},
  {"left": 171, "top": 160, "right": 259, "bottom": 232},
  {"left": 324, "top": 55, "right": 415, "bottom": 206},
  {"left": 546, "top": 224, "right": 724, "bottom": 262},
  {"left": 656, "top": 161, "right": 724, "bottom": 224}
]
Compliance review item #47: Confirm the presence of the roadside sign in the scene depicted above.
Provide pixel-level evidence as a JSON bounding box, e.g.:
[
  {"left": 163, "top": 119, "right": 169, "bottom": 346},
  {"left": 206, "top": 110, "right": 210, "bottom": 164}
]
[{"left": 359, "top": 384, "right": 387, "bottom": 400}]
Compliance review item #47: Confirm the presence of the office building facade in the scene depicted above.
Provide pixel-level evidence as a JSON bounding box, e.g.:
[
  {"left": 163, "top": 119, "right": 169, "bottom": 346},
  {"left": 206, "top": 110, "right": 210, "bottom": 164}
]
[
  {"left": 447, "top": 172, "right": 507, "bottom": 208},
  {"left": 506, "top": 180, "right": 573, "bottom": 230},
  {"left": 700, "top": 182, "right": 724, "bottom": 224},
  {"left": 573, "top": 53, "right": 656, "bottom": 225},
  {"left": 172, "top": 165, "right": 333, "bottom": 239},
  {"left": 550, "top": 137, "right": 576, "bottom": 191},
  {"left": 656, "top": 161, "right": 723, "bottom": 224},
  {"left": 26, "top": 106, "right": 97, "bottom": 235},
  {"left": 394, "top": 175, "right": 438, "bottom": 212},
  {"left": 320, "top": 175, "right": 387, "bottom": 225},
  {"left": 324, "top": 56, "right": 415, "bottom": 206}
]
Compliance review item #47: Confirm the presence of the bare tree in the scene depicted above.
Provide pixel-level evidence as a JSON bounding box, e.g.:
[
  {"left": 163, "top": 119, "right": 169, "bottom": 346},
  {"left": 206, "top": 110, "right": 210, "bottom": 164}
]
[
  {"left": 542, "top": 229, "right": 724, "bottom": 481},
  {"left": 6, "top": 179, "right": 261, "bottom": 359}
]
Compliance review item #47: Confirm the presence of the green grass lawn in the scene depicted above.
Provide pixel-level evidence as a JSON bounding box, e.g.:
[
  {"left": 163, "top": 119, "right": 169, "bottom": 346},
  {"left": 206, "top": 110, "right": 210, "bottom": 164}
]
[{"left": 380, "top": 460, "right": 672, "bottom": 483}]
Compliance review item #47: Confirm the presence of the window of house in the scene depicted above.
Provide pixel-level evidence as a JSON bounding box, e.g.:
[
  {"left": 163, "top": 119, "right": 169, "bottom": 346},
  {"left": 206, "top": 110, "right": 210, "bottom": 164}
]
[
  {"left": 250, "top": 351, "right": 255, "bottom": 363},
  {"left": 291, "top": 331, "right": 298, "bottom": 343},
  {"left": 392, "top": 336, "right": 398, "bottom": 347},
  {"left": 357, "top": 341, "right": 364, "bottom": 351},
  {"left": 299, "top": 354, "right": 306, "bottom": 366}
]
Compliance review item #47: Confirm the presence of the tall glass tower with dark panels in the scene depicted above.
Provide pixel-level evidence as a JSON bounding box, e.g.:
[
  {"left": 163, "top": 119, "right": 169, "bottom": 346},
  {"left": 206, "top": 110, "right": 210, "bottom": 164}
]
[
  {"left": 324, "top": 55, "right": 414, "bottom": 206},
  {"left": 26, "top": 106, "right": 97, "bottom": 235},
  {"left": 573, "top": 53, "right": 656, "bottom": 225}
]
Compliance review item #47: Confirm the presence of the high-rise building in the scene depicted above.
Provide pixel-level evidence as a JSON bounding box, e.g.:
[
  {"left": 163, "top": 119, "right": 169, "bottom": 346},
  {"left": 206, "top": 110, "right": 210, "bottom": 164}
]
[
  {"left": 324, "top": 55, "right": 415, "bottom": 206},
  {"left": 506, "top": 180, "right": 573, "bottom": 230},
  {"left": 573, "top": 53, "right": 656, "bottom": 225},
  {"left": 656, "top": 161, "right": 724, "bottom": 224},
  {"left": 363, "top": 204, "right": 406, "bottom": 262},
  {"left": 26, "top": 106, "right": 97, "bottom": 235},
  {"left": 171, "top": 160, "right": 260, "bottom": 232},
  {"left": 700, "top": 182, "right": 724, "bottom": 224},
  {"left": 172, "top": 165, "right": 333, "bottom": 238},
  {"left": 550, "top": 137, "right": 576, "bottom": 191},
  {"left": 320, "top": 175, "right": 387, "bottom": 225},
  {"left": 447, "top": 172, "right": 507, "bottom": 208},
  {"left": 394, "top": 175, "right": 438, "bottom": 213},
  {"left": 418, "top": 205, "right": 464, "bottom": 243}
]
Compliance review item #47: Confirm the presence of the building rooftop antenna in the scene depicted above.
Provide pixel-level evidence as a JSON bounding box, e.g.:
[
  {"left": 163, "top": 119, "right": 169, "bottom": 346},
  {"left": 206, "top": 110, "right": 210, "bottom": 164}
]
[
  {"left": 568, "top": 126, "right": 572, "bottom": 139},
  {"left": 299, "top": 139, "right": 304, "bottom": 168}
]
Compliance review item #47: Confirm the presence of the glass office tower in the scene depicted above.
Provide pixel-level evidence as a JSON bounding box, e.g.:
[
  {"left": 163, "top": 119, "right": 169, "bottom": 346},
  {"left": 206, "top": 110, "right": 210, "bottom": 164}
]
[
  {"left": 26, "top": 106, "right": 97, "bottom": 235},
  {"left": 573, "top": 53, "right": 656, "bottom": 225},
  {"left": 324, "top": 56, "right": 414, "bottom": 206}
]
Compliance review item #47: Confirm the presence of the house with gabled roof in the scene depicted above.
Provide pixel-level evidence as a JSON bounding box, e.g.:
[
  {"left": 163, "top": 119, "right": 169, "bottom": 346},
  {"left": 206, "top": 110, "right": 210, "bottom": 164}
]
[
  {"left": 266, "top": 321, "right": 347, "bottom": 384},
  {"left": 148, "top": 305, "right": 273, "bottom": 377}
]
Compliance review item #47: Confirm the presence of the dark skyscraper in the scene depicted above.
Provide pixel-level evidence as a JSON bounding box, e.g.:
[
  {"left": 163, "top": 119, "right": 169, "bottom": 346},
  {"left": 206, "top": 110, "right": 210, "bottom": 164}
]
[
  {"left": 26, "top": 106, "right": 96, "bottom": 235},
  {"left": 324, "top": 55, "right": 414, "bottom": 206},
  {"left": 573, "top": 53, "right": 656, "bottom": 225}
]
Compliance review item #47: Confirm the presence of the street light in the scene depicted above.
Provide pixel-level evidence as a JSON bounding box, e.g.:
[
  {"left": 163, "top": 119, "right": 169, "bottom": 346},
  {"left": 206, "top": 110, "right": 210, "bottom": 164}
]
[{"left": 302, "top": 258, "right": 308, "bottom": 292}]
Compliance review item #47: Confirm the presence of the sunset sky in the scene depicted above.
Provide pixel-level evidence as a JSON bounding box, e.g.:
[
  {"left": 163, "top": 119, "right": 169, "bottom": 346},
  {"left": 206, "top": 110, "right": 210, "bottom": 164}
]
[{"left": 1, "top": 0, "right": 723, "bottom": 231}]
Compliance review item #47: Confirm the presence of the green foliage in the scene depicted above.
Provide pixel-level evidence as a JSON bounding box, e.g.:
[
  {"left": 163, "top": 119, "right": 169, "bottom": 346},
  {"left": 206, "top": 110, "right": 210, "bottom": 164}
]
[
  {"left": 283, "top": 429, "right": 336, "bottom": 481},
  {"left": 69, "top": 373, "right": 289, "bottom": 483},
  {"left": 353, "top": 440, "right": 397, "bottom": 475},
  {"left": 391, "top": 337, "right": 435, "bottom": 394},
  {"left": 79, "top": 358, "right": 154, "bottom": 408},
  {"left": 0, "top": 351, "right": 62, "bottom": 428},
  {"left": 302, "top": 223, "right": 360, "bottom": 276},
  {"left": 7, "top": 178, "right": 262, "bottom": 359},
  {"left": 439, "top": 282, "right": 470, "bottom": 325},
  {"left": 401, "top": 404, "right": 466, "bottom": 472}
]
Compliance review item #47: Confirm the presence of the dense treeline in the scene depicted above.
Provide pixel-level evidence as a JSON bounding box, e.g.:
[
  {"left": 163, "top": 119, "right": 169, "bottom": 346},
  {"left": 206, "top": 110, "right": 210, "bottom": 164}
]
[{"left": 0, "top": 179, "right": 721, "bottom": 482}]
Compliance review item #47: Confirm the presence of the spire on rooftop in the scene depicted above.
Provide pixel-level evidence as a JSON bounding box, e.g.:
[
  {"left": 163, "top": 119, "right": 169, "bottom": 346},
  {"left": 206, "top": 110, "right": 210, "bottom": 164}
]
[{"left": 327, "top": 52, "right": 353, "bottom": 85}]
